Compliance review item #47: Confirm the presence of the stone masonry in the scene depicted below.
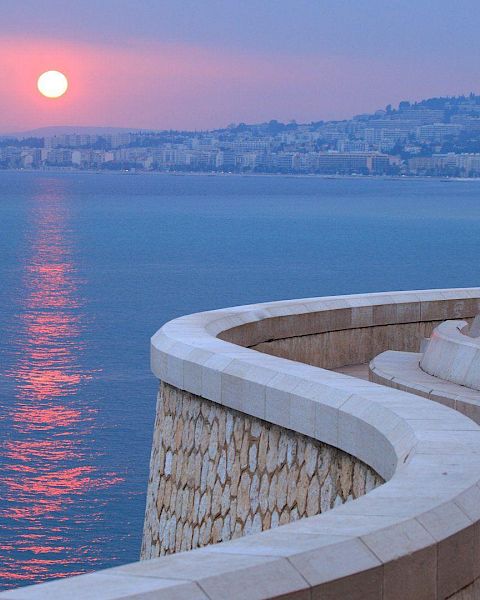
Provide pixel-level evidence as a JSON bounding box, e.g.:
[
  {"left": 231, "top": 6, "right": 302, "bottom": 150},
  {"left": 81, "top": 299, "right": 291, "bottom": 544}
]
[{"left": 141, "top": 381, "right": 384, "bottom": 559}]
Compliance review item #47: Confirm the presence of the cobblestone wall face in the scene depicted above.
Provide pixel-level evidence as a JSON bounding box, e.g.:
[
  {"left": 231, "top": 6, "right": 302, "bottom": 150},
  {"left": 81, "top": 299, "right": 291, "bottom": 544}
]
[{"left": 141, "top": 382, "right": 384, "bottom": 559}]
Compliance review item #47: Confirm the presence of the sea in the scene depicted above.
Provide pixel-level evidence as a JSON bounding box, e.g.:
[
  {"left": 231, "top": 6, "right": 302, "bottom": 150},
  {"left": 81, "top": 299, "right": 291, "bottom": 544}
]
[{"left": 1, "top": 171, "right": 480, "bottom": 590}]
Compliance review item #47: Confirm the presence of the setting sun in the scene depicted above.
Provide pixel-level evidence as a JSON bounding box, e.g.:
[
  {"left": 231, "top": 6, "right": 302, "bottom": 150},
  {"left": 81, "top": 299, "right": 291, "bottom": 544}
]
[{"left": 37, "top": 70, "right": 68, "bottom": 98}]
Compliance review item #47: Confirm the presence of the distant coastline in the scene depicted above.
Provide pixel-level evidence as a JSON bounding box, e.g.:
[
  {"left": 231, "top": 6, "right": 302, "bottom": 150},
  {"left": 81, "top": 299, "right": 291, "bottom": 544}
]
[
  {"left": 2, "top": 167, "right": 480, "bottom": 182},
  {"left": 6, "top": 95, "right": 480, "bottom": 178}
]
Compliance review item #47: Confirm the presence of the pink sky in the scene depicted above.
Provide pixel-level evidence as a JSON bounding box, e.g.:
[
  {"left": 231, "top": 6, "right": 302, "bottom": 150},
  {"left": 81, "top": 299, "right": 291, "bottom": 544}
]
[{"left": 0, "top": 36, "right": 476, "bottom": 132}]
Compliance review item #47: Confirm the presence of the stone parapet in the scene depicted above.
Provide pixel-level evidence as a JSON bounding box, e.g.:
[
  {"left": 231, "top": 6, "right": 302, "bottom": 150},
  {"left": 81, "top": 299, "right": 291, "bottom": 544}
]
[{"left": 3, "top": 288, "right": 480, "bottom": 599}]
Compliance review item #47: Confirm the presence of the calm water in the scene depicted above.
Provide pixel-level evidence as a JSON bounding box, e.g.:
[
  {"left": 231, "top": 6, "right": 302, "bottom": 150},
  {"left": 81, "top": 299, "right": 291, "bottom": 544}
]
[{"left": 0, "top": 172, "right": 480, "bottom": 589}]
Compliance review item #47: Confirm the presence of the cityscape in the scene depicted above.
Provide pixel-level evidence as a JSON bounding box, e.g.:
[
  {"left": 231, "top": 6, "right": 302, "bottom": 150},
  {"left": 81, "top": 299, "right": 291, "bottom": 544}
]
[{"left": 5, "top": 94, "right": 480, "bottom": 177}]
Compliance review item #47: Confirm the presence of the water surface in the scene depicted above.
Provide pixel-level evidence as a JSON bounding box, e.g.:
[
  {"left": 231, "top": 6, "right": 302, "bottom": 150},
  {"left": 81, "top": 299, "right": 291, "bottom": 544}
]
[{"left": 1, "top": 173, "right": 479, "bottom": 589}]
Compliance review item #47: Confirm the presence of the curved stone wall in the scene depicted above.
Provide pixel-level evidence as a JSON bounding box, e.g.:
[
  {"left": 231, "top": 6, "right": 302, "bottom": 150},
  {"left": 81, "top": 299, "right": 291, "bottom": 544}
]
[
  {"left": 141, "top": 382, "right": 383, "bottom": 559},
  {"left": 4, "top": 288, "right": 480, "bottom": 600},
  {"left": 237, "top": 295, "right": 478, "bottom": 370}
]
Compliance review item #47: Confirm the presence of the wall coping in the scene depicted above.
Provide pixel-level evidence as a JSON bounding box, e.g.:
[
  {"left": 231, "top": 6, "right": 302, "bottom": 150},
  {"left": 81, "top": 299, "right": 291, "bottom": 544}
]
[{"left": 4, "top": 288, "right": 480, "bottom": 598}]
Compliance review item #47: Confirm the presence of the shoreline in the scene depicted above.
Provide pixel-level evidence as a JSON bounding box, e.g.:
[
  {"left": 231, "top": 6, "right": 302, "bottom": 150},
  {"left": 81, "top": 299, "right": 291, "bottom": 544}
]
[{"left": 1, "top": 168, "right": 480, "bottom": 182}]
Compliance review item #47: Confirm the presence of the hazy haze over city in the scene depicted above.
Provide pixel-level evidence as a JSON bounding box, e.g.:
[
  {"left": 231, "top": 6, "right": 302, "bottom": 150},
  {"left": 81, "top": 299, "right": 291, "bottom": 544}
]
[{"left": 0, "top": 0, "right": 479, "bottom": 131}]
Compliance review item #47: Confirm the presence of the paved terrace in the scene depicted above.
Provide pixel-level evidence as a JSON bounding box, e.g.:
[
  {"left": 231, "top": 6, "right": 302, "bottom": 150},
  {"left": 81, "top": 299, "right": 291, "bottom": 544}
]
[{"left": 3, "top": 288, "right": 480, "bottom": 599}]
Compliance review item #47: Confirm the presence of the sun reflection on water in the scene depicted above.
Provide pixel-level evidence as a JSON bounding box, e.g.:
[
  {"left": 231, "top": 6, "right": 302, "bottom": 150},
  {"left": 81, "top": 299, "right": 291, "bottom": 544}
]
[{"left": 1, "top": 179, "right": 122, "bottom": 589}]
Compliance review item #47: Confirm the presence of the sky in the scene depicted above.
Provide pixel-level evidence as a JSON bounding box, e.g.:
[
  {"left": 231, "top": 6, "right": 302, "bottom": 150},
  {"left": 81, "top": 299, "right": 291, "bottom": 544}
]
[{"left": 0, "top": 0, "right": 479, "bottom": 132}]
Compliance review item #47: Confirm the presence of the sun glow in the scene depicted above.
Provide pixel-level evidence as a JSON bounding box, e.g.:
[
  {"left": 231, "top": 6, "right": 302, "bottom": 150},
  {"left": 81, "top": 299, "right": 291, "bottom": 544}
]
[{"left": 37, "top": 71, "right": 68, "bottom": 99}]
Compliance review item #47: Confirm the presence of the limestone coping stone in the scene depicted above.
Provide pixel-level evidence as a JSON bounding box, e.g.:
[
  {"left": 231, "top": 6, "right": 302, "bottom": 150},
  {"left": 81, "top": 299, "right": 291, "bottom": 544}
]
[
  {"left": 4, "top": 288, "right": 480, "bottom": 599},
  {"left": 420, "top": 319, "right": 480, "bottom": 391},
  {"left": 370, "top": 350, "right": 480, "bottom": 424}
]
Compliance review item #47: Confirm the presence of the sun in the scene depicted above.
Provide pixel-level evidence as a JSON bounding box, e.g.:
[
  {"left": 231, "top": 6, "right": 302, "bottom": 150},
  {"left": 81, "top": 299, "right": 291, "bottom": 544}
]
[{"left": 37, "top": 71, "right": 69, "bottom": 99}]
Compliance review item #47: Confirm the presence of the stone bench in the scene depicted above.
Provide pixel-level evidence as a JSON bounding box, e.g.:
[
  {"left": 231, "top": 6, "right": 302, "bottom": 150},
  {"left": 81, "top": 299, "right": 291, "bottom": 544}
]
[
  {"left": 370, "top": 350, "right": 480, "bottom": 424},
  {"left": 420, "top": 320, "right": 480, "bottom": 391}
]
